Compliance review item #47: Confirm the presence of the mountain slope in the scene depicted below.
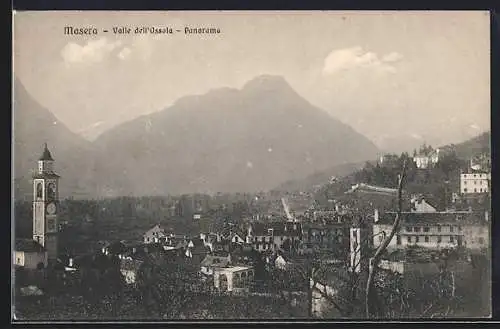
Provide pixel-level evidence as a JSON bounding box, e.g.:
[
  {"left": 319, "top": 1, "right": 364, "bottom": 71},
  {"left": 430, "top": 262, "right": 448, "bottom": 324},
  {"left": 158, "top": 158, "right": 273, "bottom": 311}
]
[
  {"left": 452, "top": 131, "right": 490, "bottom": 160},
  {"left": 13, "top": 78, "right": 98, "bottom": 199},
  {"left": 93, "top": 75, "right": 379, "bottom": 195}
]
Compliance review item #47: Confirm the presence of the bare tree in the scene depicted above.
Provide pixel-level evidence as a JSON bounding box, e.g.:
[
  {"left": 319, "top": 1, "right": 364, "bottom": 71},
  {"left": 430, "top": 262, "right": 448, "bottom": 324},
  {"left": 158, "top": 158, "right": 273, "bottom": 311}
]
[{"left": 365, "top": 159, "right": 407, "bottom": 318}]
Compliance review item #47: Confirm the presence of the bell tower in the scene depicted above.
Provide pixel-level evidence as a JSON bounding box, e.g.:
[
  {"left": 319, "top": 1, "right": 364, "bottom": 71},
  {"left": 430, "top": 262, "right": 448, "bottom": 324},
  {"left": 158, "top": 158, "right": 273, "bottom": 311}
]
[{"left": 32, "top": 143, "right": 60, "bottom": 263}]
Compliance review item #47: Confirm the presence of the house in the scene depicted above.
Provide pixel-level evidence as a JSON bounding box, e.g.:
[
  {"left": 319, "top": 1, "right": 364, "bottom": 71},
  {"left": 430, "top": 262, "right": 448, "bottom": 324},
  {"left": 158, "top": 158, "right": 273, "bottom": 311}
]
[
  {"left": 13, "top": 239, "right": 47, "bottom": 270},
  {"left": 213, "top": 265, "right": 254, "bottom": 293},
  {"left": 200, "top": 254, "right": 231, "bottom": 276},
  {"left": 265, "top": 251, "right": 290, "bottom": 270},
  {"left": 185, "top": 238, "right": 210, "bottom": 265},
  {"left": 372, "top": 210, "right": 489, "bottom": 252},
  {"left": 378, "top": 154, "right": 400, "bottom": 168},
  {"left": 199, "top": 232, "right": 222, "bottom": 252},
  {"left": 410, "top": 196, "right": 437, "bottom": 212},
  {"left": 120, "top": 259, "right": 143, "bottom": 285},
  {"left": 302, "top": 223, "right": 347, "bottom": 251},
  {"left": 413, "top": 147, "right": 443, "bottom": 169},
  {"left": 460, "top": 172, "right": 490, "bottom": 194},
  {"left": 229, "top": 232, "right": 245, "bottom": 244},
  {"left": 143, "top": 224, "right": 167, "bottom": 244},
  {"left": 246, "top": 220, "right": 303, "bottom": 252}
]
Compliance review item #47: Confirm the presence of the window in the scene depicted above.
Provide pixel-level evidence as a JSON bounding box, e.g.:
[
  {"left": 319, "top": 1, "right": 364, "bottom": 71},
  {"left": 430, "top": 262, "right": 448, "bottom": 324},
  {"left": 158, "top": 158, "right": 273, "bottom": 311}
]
[
  {"left": 407, "top": 236, "right": 411, "bottom": 243},
  {"left": 424, "top": 236, "right": 430, "bottom": 243},
  {"left": 464, "top": 181, "right": 467, "bottom": 185},
  {"left": 406, "top": 227, "right": 411, "bottom": 232},
  {"left": 458, "top": 226, "right": 462, "bottom": 232},
  {"left": 474, "top": 180, "right": 477, "bottom": 185},
  {"left": 479, "top": 237, "right": 485, "bottom": 245},
  {"left": 450, "top": 236, "right": 455, "bottom": 243},
  {"left": 47, "top": 183, "right": 56, "bottom": 200},
  {"left": 414, "top": 227, "right": 421, "bottom": 232},
  {"left": 261, "top": 237, "right": 265, "bottom": 242},
  {"left": 450, "top": 226, "right": 454, "bottom": 233},
  {"left": 17, "top": 258, "right": 21, "bottom": 264},
  {"left": 437, "top": 225, "right": 441, "bottom": 232},
  {"left": 423, "top": 227, "right": 430, "bottom": 232},
  {"left": 36, "top": 182, "right": 43, "bottom": 198},
  {"left": 464, "top": 188, "right": 468, "bottom": 193},
  {"left": 437, "top": 236, "right": 442, "bottom": 243},
  {"left": 396, "top": 235, "right": 401, "bottom": 245},
  {"left": 474, "top": 188, "right": 477, "bottom": 193},
  {"left": 415, "top": 236, "right": 420, "bottom": 243}
]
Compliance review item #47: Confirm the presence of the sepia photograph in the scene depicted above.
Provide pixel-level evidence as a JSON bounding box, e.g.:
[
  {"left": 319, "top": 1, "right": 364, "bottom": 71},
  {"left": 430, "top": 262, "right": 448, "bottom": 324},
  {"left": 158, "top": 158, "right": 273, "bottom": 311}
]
[{"left": 12, "top": 10, "right": 491, "bottom": 321}]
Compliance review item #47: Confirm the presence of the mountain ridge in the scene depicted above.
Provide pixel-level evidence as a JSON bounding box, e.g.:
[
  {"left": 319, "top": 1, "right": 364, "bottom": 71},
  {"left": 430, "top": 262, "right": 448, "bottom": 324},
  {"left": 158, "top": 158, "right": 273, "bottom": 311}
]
[{"left": 15, "top": 74, "right": 380, "bottom": 198}]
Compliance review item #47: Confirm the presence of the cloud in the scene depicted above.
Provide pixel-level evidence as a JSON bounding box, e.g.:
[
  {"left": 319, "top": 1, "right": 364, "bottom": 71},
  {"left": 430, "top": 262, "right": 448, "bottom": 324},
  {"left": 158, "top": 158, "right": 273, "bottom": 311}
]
[
  {"left": 61, "top": 38, "right": 122, "bottom": 64},
  {"left": 382, "top": 52, "right": 403, "bottom": 62},
  {"left": 322, "top": 47, "right": 403, "bottom": 75},
  {"left": 117, "top": 47, "right": 132, "bottom": 60}
]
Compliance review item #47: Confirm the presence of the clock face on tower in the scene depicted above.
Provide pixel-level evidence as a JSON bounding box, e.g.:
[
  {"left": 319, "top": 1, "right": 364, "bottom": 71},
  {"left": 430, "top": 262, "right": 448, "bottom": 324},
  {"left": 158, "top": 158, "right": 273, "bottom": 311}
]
[{"left": 47, "top": 202, "right": 56, "bottom": 215}]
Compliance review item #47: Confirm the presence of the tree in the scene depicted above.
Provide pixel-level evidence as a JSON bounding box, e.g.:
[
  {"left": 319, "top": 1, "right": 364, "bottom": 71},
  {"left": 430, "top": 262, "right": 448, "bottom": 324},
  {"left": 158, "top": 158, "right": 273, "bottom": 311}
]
[
  {"left": 365, "top": 159, "right": 407, "bottom": 318},
  {"left": 134, "top": 257, "right": 209, "bottom": 319}
]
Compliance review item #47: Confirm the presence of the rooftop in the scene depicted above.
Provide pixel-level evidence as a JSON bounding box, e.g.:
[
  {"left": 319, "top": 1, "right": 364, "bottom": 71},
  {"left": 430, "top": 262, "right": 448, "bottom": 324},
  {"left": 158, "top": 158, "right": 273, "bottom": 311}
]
[
  {"left": 215, "top": 265, "right": 253, "bottom": 273},
  {"left": 39, "top": 143, "right": 54, "bottom": 161},
  {"left": 15, "top": 239, "right": 45, "bottom": 253}
]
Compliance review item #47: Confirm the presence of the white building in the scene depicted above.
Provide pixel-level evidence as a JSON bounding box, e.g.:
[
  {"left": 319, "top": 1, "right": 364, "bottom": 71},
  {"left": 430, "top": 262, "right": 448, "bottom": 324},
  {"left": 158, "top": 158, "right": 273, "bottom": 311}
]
[
  {"left": 143, "top": 224, "right": 167, "bottom": 244},
  {"left": 213, "top": 265, "right": 254, "bottom": 292},
  {"left": 372, "top": 210, "right": 489, "bottom": 252},
  {"left": 413, "top": 148, "right": 441, "bottom": 169},
  {"left": 460, "top": 172, "right": 490, "bottom": 194},
  {"left": 13, "top": 239, "right": 48, "bottom": 270}
]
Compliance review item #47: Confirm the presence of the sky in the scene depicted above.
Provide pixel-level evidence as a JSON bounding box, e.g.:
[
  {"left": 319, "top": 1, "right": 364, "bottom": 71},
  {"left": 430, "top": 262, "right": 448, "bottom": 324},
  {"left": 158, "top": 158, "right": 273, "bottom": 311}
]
[{"left": 13, "top": 11, "right": 490, "bottom": 152}]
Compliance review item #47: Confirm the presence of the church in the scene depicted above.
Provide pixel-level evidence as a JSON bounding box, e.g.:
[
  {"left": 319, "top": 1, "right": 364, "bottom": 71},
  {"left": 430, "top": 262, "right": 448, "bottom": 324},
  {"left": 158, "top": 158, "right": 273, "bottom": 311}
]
[{"left": 13, "top": 144, "right": 60, "bottom": 270}]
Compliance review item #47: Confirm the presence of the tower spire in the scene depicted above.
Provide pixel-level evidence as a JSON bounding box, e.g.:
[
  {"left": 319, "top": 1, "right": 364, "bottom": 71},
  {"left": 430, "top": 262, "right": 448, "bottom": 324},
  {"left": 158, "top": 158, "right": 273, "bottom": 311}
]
[{"left": 39, "top": 143, "right": 54, "bottom": 161}]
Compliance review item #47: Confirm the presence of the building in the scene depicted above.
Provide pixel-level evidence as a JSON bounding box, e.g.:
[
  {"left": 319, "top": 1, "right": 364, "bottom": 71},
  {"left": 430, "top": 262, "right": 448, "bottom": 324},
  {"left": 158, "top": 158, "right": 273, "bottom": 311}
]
[
  {"left": 246, "top": 220, "right": 303, "bottom": 252},
  {"left": 372, "top": 210, "right": 489, "bottom": 252},
  {"left": 302, "top": 223, "right": 347, "bottom": 251},
  {"left": 32, "top": 144, "right": 60, "bottom": 264},
  {"left": 413, "top": 148, "right": 442, "bottom": 169},
  {"left": 213, "top": 265, "right": 254, "bottom": 293},
  {"left": 378, "top": 154, "right": 400, "bottom": 168},
  {"left": 410, "top": 196, "right": 437, "bottom": 212},
  {"left": 460, "top": 172, "right": 490, "bottom": 194},
  {"left": 143, "top": 224, "right": 167, "bottom": 244},
  {"left": 200, "top": 254, "right": 231, "bottom": 276},
  {"left": 13, "top": 239, "right": 47, "bottom": 270}
]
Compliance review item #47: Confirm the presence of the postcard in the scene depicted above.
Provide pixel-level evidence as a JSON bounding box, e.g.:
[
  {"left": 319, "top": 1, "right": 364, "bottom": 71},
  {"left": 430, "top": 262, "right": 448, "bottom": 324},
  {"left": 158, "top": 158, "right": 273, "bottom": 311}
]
[{"left": 12, "top": 10, "right": 491, "bottom": 321}]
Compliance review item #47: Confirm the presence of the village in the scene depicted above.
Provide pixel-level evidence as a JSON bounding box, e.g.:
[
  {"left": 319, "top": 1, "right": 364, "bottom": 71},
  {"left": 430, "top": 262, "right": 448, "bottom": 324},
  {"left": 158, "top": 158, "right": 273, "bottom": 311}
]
[{"left": 13, "top": 142, "right": 491, "bottom": 319}]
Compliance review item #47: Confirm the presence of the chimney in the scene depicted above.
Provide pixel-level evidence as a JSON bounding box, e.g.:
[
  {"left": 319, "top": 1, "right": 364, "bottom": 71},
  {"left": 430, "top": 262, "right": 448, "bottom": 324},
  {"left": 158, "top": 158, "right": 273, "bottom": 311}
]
[{"left": 374, "top": 209, "right": 379, "bottom": 223}]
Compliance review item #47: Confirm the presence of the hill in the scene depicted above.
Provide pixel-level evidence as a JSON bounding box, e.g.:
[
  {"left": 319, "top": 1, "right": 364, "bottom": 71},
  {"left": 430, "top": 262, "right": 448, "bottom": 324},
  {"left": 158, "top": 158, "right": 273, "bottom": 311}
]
[
  {"left": 452, "top": 131, "right": 490, "bottom": 160},
  {"left": 313, "top": 131, "right": 491, "bottom": 210},
  {"left": 13, "top": 78, "right": 98, "bottom": 199},
  {"left": 92, "top": 75, "right": 380, "bottom": 196}
]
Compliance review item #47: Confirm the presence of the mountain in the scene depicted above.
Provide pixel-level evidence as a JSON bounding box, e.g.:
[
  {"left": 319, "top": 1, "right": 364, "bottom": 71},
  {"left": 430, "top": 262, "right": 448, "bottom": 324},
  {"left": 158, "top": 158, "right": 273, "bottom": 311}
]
[
  {"left": 93, "top": 75, "right": 380, "bottom": 196},
  {"left": 13, "top": 78, "right": 98, "bottom": 199},
  {"left": 451, "top": 131, "right": 490, "bottom": 160}
]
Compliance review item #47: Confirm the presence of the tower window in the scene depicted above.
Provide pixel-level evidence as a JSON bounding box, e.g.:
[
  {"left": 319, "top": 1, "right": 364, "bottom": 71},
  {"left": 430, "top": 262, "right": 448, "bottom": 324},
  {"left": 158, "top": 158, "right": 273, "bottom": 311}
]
[
  {"left": 47, "top": 183, "right": 56, "bottom": 200},
  {"left": 36, "top": 183, "right": 43, "bottom": 199}
]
